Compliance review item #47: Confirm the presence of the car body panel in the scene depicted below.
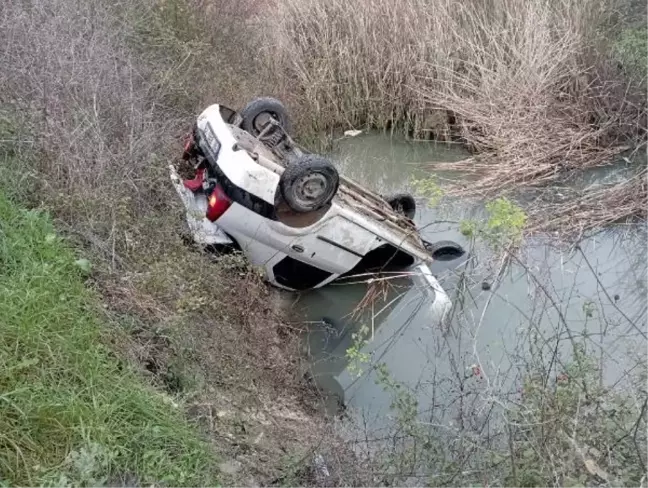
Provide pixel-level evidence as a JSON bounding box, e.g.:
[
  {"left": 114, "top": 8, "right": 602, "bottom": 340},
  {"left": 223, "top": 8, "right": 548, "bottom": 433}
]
[
  {"left": 217, "top": 204, "right": 363, "bottom": 276},
  {"left": 197, "top": 104, "right": 280, "bottom": 205},
  {"left": 171, "top": 103, "right": 452, "bottom": 311}
]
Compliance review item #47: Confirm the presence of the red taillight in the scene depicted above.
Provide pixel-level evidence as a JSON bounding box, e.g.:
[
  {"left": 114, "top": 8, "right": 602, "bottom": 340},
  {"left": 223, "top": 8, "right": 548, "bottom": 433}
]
[{"left": 205, "top": 185, "right": 232, "bottom": 221}]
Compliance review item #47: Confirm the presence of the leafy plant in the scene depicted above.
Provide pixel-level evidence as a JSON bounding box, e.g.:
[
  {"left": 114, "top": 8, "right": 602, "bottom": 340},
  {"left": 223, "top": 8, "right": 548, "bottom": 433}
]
[
  {"left": 412, "top": 176, "right": 444, "bottom": 207},
  {"left": 345, "top": 325, "right": 371, "bottom": 377},
  {"left": 484, "top": 198, "right": 527, "bottom": 244},
  {"left": 507, "top": 341, "right": 646, "bottom": 487},
  {"left": 461, "top": 197, "right": 527, "bottom": 248},
  {"left": 375, "top": 363, "right": 420, "bottom": 435},
  {"left": 582, "top": 300, "right": 596, "bottom": 319}
]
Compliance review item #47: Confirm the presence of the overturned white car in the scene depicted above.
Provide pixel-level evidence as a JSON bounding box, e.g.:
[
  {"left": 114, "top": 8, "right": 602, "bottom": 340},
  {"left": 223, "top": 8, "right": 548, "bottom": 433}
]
[{"left": 171, "top": 98, "right": 463, "bottom": 301}]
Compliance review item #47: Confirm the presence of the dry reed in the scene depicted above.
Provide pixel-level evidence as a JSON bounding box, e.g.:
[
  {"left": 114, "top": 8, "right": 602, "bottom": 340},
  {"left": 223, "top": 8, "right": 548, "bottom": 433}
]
[
  {"left": 267, "top": 0, "right": 644, "bottom": 137},
  {"left": 0, "top": 1, "right": 344, "bottom": 483},
  {"left": 526, "top": 168, "right": 647, "bottom": 238},
  {"left": 267, "top": 0, "right": 646, "bottom": 235}
]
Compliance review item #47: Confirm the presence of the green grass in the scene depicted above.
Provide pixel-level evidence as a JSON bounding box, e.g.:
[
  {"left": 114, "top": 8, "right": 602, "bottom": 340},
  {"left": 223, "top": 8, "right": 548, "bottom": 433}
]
[
  {"left": 615, "top": 25, "right": 648, "bottom": 82},
  {"left": 0, "top": 193, "right": 218, "bottom": 486}
]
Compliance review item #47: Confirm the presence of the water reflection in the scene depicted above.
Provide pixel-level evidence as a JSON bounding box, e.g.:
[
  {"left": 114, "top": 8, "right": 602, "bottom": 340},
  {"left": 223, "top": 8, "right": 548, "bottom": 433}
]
[{"left": 332, "top": 133, "right": 468, "bottom": 194}]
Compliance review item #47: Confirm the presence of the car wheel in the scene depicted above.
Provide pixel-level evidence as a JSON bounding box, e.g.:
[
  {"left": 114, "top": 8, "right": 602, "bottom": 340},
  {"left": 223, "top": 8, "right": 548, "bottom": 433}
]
[
  {"left": 240, "top": 97, "right": 292, "bottom": 137},
  {"left": 385, "top": 192, "right": 416, "bottom": 219},
  {"left": 423, "top": 239, "right": 466, "bottom": 261},
  {"left": 280, "top": 155, "right": 339, "bottom": 213}
]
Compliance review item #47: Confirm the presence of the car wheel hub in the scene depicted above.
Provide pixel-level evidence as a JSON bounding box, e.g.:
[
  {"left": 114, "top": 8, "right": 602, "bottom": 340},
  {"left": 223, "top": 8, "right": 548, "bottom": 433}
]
[
  {"left": 253, "top": 112, "right": 277, "bottom": 132},
  {"left": 295, "top": 173, "right": 327, "bottom": 205}
]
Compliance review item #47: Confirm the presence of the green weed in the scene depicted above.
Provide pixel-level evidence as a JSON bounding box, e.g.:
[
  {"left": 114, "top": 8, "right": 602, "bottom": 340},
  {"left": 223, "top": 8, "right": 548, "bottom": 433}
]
[
  {"left": 411, "top": 176, "right": 444, "bottom": 208},
  {"left": 461, "top": 197, "right": 527, "bottom": 248},
  {"left": 0, "top": 193, "right": 217, "bottom": 486},
  {"left": 614, "top": 26, "right": 648, "bottom": 83},
  {"left": 345, "top": 325, "right": 372, "bottom": 378}
]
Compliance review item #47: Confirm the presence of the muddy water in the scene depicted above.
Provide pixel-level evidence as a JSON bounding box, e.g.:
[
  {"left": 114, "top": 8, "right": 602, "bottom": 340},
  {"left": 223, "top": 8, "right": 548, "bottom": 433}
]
[{"left": 293, "top": 133, "right": 647, "bottom": 430}]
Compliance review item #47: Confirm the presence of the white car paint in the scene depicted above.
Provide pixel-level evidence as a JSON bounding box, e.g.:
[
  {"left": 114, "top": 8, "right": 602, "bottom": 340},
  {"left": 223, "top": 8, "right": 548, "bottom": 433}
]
[
  {"left": 197, "top": 104, "right": 280, "bottom": 205},
  {"left": 171, "top": 104, "right": 452, "bottom": 312}
]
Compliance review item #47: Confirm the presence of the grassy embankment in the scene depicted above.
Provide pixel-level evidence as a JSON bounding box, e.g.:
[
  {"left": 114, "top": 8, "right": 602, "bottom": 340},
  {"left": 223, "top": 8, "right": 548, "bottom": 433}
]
[
  {"left": 0, "top": 0, "right": 341, "bottom": 485},
  {"left": 0, "top": 191, "right": 216, "bottom": 486}
]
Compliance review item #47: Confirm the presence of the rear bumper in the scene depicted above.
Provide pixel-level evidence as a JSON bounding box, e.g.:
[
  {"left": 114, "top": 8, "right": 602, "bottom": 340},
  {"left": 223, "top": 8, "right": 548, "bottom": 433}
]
[{"left": 169, "top": 165, "right": 234, "bottom": 246}]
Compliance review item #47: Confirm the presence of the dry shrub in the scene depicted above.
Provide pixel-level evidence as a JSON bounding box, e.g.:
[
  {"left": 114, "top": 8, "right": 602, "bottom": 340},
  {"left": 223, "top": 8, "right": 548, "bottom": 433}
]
[
  {"left": 0, "top": 0, "right": 273, "bottom": 279},
  {"left": 0, "top": 0, "right": 347, "bottom": 483},
  {"left": 414, "top": 0, "right": 646, "bottom": 196},
  {"left": 525, "top": 168, "right": 648, "bottom": 238},
  {"left": 0, "top": 0, "right": 273, "bottom": 357},
  {"left": 266, "top": 0, "right": 458, "bottom": 136},
  {"left": 267, "top": 0, "right": 646, "bottom": 235},
  {"left": 0, "top": 0, "right": 264, "bottom": 239}
]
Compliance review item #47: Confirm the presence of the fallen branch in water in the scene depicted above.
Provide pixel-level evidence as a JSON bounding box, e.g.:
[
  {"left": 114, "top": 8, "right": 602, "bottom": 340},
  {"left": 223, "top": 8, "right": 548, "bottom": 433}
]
[
  {"left": 428, "top": 144, "right": 631, "bottom": 197},
  {"left": 525, "top": 168, "right": 647, "bottom": 238}
]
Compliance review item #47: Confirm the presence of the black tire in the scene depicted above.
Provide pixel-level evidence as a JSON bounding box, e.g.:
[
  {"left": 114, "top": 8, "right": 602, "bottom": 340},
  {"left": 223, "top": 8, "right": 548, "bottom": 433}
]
[
  {"left": 423, "top": 239, "right": 466, "bottom": 261},
  {"left": 280, "top": 155, "right": 339, "bottom": 213},
  {"left": 385, "top": 192, "right": 416, "bottom": 219},
  {"left": 240, "top": 97, "right": 292, "bottom": 137}
]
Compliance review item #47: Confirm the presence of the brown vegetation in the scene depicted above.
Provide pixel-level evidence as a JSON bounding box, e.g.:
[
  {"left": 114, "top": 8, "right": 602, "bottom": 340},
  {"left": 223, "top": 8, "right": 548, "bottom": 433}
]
[
  {"left": 526, "top": 167, "right": 647, "bottom": 238},
  {"left": 0, "top": 0, "right": 346, "bottom": 484},
  {"left": 0, "top": 0, "right": 644, "bottom": 483},
  {"left": 267, "top": 0, "right": 646, "bottom": 236}
]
